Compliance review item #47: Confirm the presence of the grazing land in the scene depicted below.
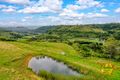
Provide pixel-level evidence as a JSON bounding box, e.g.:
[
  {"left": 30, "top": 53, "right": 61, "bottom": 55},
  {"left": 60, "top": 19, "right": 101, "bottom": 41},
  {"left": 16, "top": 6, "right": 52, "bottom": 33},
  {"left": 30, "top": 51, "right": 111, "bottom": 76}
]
[{"left": 0, "top": 23, "right": 120, "bottom": 80}]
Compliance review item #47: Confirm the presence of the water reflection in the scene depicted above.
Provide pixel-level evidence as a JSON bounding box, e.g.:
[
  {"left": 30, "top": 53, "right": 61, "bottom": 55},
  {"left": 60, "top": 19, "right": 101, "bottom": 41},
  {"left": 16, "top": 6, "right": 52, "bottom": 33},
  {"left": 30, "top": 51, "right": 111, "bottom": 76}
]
[{"left": 28, "top": 56, "right": 80, "bottom": 76}]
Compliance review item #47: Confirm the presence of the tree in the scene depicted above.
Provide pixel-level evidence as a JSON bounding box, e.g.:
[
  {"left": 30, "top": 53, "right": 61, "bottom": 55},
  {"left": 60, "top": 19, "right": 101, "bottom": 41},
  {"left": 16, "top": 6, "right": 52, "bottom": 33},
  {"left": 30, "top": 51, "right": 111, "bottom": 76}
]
[{"left": 104, "top": 37, "right": 120, "bottom": 59}]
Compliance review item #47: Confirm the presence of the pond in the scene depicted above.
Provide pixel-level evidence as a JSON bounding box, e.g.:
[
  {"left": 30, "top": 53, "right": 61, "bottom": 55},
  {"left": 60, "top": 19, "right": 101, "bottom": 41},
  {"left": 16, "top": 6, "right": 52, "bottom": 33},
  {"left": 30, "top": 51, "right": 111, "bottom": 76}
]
[{"left": 28, "top": 56, "right": 80, "bottom": 76}]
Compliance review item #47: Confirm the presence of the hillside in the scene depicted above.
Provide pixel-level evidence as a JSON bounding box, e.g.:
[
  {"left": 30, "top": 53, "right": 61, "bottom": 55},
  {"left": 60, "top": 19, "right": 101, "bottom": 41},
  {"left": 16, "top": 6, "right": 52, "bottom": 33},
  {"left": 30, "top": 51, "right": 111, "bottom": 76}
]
[
  {"left": 0, "top": 23, "right": 120, "bottom": 80},
  {"left": 31, "top": 23, "right": 120, "bottom": 61},
  {"left": 34, "top": 23, "right": 120, "bottom": 33},
  {"left": 0, "top": 27, "right": 31, "bottom": 33},
  {"left": 33, "top": 26, "right": 57, "bottom": 33},
  {"left": 0, "top": 41, "right": 120, "bottom": 80}
]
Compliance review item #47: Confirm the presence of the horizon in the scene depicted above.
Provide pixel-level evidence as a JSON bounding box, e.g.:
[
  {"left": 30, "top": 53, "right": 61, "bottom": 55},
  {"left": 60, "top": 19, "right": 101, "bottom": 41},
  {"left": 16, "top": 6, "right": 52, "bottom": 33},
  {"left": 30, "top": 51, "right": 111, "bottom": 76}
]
[
  {"left": 0, "top": 22, "right": 120, "bottom": 29},
  {"left": 0, "top": 0, "right": 120, "bottom": 27}
]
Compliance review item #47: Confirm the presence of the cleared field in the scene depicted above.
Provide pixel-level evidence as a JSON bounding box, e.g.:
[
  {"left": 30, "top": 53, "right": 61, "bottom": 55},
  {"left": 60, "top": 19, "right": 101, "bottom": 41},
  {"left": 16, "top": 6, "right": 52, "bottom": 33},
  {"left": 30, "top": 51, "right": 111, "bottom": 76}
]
[{"left": 0, "top": 41, "right": 120, "bottom": 80}]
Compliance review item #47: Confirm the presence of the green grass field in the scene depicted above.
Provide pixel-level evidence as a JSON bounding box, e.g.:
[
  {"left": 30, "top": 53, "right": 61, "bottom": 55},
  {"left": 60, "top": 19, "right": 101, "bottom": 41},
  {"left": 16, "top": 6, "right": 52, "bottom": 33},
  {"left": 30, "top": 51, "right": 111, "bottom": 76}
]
[{"left": 0, "top": 41, "right": 120, "bottom": 80}]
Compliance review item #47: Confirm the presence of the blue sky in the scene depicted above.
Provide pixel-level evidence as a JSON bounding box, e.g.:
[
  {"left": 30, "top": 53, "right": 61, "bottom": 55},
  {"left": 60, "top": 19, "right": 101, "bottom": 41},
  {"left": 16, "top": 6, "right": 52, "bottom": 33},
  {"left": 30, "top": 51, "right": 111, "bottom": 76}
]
[{"left": 0, "top": 0, "right": 120, "bottom": 27}]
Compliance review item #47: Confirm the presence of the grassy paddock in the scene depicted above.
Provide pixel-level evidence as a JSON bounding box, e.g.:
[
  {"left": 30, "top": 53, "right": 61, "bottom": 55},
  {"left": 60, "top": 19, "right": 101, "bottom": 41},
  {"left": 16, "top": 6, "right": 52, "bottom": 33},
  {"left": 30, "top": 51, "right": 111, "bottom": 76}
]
[{"left": 0, "top": 41, "right": 120, "bottom": 80}]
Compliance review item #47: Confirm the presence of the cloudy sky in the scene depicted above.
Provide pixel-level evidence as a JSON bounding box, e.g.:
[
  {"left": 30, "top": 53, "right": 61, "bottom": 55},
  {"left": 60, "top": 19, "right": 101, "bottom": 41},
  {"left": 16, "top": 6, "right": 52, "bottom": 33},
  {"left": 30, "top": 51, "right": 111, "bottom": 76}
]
[{"left": 0, "top": 0, "right": 120, "bottom": 27}]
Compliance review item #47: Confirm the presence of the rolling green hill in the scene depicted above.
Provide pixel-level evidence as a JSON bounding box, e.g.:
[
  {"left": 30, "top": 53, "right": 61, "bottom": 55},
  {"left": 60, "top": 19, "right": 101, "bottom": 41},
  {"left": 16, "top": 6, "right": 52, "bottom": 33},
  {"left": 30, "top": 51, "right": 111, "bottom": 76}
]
[
  {"left": 0, "top": 23, "right": 120, "bottom": 80},
  {"left": 0, "top": 27, "right": 31, "bottom": 33},
  {"left": 0, "top": 41, "right": 120, "bottom": 80}
]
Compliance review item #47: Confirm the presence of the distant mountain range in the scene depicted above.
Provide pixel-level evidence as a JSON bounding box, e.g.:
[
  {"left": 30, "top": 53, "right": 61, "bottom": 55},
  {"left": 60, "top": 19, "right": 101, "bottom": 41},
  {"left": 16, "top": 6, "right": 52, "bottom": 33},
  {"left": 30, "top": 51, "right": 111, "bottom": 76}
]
[
  {"left": 0, "top": 27, "right": 31, "bottom": 33},
  {"left": 33, "top": 23, "right": 120, "bottom": 33},
  {"left": 33, "top": 26, "right": 57, "bottom": 33},
  {"left": 0, "top": 23, "right": 120, "bottom": 33}
]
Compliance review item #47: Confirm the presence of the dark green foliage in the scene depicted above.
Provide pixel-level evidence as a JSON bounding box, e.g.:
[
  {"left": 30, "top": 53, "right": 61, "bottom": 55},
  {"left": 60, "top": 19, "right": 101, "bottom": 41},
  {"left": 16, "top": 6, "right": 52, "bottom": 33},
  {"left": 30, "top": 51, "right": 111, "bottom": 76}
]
[
  {"left": 32, "top": 23, "right": 120, "bottom": 60},
  {"left": 104, "top": 37, "right": 120, "bottom": 60},
  {"left": 113, "top": 32, "right": 120, "bottom": 40},
  {"left": 0, "top": 23, "right": 120, "bottom": 60},
  {"left": 0, "top": 32, "right": 22, "bottom": 41},
  {"left": 38, "top": 70, "right": 82, "bottom": 80},
  {"left": 34, "top": 26, "right": 57, "bottom": 33}
]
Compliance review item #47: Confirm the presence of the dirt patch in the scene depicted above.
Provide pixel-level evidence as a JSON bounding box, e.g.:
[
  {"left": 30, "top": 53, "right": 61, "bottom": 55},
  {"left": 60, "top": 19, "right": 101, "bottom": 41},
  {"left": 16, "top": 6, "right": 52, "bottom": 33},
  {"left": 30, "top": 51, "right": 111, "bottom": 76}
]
[{"left": 23, "top": 54, "right": 33, "bottom": 67}]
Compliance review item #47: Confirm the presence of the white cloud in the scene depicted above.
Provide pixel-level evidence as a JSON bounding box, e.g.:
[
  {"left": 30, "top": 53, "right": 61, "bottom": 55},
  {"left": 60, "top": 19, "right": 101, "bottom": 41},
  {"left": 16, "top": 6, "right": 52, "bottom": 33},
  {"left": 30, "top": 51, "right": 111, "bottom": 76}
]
[
  {"left": 77, "top": 0, "right": 101, "bottom": 7},
  {"left": 1, "top": 6, "right": 17, "bottom": 13},
  {"left": 2, "top": 8, "right": 15, "bottom": 12},
  {"left": 0, "top": 15, "right": 119, "bottom": 27},
  {"left": 18, "top": 0, "right": 63, "bottom": 13},
  {"left": 101, "top": 9, "right": 109, "bottom": 12},
  {"left": 24, "top": 16, "right": 33, "bottom": 19},
  {"left": 22, "top": 19, "right": 26, "bottom": 22},
  {"left": 59, "top": 8, "right": 108, "bottom": 20},
  {"left": 65, "top": 0, "right": 103, "bottom": 12},
  {"left": 35, "top": 14, "right": 110, "bottom": 26},
  {"left": 0, "top": 0, "right": 119, "bottom": 26},
  {"left": 41, "top": 0, "right": 63, "bottom": 11},
  {"left": 2, "top": 0, "right": 30, "bottom": 4},
  {"left": 59, "top": 9, "right": 85, "bottom": 19},
  {"left": 77, "top": 0, "right": 103, "bottom": 9},
  {"left": 18, "top": 6, "right": 50, "bottom": 13},
  {"left": 21, "top": 16, "right": 33, "bottom": 22},
  {"left": 59, "top": 0, "right": 107, "bottom": 21},
  {"left": 115, "top": 8, "right": 120, "bottom": 13},
  {"left": 0, "top": 5, "right": 7, "bottom": 9},
  {"left": 87, "top": 13, "right": 108, "bottom": 18},
  {"left": 66, "top": 4, "right": 87, "bottom": 10}
]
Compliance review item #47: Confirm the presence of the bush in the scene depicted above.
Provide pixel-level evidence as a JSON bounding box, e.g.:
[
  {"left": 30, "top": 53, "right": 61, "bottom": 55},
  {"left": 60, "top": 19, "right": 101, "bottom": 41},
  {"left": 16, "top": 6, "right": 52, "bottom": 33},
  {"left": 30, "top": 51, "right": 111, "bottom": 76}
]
[
  {"left": 38, "top": 70, "right": 82, "bottom": 80},
  {"left": 0, "top": 37, "right": 16, "bottom": 41}
]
